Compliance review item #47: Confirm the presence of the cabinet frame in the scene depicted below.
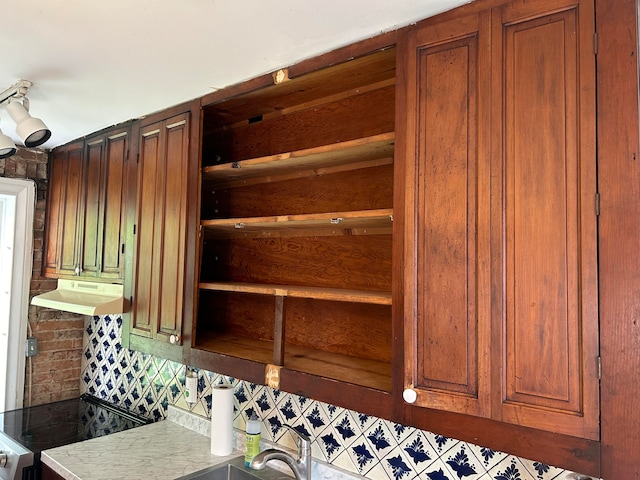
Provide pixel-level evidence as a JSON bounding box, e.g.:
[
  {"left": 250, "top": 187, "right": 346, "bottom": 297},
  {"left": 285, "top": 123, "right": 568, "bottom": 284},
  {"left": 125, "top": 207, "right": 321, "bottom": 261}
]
[
  {"left": 193, "top": 37, "right": 399, "bottom": 421},
  {"left": 121, "top": 100, "right": 200, "bottom": 363}
]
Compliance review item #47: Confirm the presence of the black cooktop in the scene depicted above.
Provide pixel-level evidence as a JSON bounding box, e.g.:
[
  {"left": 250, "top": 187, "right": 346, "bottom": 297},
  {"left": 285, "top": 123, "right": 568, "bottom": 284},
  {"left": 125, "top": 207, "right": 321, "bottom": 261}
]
[{"left": 0, "top": 394, "right": 151, "bottom": 455}]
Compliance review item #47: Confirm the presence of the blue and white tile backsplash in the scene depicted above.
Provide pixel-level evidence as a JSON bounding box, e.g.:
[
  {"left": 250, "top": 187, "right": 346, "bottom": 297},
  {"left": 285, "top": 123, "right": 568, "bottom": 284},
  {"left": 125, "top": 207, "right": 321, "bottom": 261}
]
[{"left": 80, "top": 315, "right": 587, "bottom": 480}]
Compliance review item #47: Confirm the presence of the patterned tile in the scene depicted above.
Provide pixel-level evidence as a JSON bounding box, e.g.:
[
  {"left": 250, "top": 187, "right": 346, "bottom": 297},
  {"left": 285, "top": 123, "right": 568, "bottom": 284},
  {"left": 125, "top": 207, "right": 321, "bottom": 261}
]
[
  {"left": 80, "top": 315, "right": 589, "bottom": 480},
  {"left": 332, "top": 409, "right": 362, "bottom": 449},
  {"left": 442, "top": 444, "right": 486, "bottom": 479},
  {"left": 401, "top": 429, "right": 437, "bottom": 475}
]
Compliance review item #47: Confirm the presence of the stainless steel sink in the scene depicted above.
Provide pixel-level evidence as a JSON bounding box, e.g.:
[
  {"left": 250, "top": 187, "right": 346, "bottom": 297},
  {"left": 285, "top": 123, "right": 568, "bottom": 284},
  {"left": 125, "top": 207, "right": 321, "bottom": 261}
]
[{"left": 176, "top": 456, "right": 292, "bottom": 480}]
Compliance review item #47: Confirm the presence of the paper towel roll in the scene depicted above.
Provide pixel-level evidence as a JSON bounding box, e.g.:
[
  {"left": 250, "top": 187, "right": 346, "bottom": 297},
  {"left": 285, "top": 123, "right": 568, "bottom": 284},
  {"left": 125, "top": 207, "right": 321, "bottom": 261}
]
[{"left": 211, "top": 383, "right": 234, "bottom": 455}]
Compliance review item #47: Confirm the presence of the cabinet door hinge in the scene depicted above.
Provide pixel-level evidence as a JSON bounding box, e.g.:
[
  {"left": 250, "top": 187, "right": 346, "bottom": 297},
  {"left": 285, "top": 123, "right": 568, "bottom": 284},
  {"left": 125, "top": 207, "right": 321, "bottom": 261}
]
[
  {"left": 133, "top": 224, "right": 137, "bottom": 235},
  {"left": 595, "top": 192, "right": 600, "bottom": 216},
  {"left": 121, "top": 243, "right": 125, "bottom": 254},
  {"left": 593, "top": 32, "right": 598, "bottom": 55},
  {"left": 597, "top": 356, "right": 602, "bottom": 379},
  {"left": 136, "top": 153, "right": 140, "bottom": 164}
]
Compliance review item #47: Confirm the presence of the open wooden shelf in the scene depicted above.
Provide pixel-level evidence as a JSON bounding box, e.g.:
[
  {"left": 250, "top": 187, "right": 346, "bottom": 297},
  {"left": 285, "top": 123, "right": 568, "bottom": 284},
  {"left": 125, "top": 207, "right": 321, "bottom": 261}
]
[
  {"left": 201, "top": 48, "right": 396, "bottom": 128},
  {"left": 194, "top": 332, "right": 274, "bottom": 365},
  {"left": 283, "top": 343, "right": 392, "bottom": 392},
  {"left": 202, "top": 132, "right": 395, "bottom": 188},
  {"left": 199, "top": 282, "right": 392, "bottom": 305},
  {"left": 193, "top": 332, "right": 391, "bottom": 392},
  {"left": 201, "top": 208, "right": 393, "bottom": 238}
]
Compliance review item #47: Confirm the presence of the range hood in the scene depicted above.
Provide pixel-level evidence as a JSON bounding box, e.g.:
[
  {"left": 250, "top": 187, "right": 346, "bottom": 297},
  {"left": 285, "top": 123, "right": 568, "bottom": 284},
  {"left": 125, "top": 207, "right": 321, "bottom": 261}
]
[{"left": 31, "top": 279, "right": 125, "bottom": 316}]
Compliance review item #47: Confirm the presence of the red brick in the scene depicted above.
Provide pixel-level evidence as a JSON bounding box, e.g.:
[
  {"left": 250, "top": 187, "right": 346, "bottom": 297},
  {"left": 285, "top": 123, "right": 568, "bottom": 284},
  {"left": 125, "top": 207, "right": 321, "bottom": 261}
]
[{"left": 4, "top": 158, "right": 16, "bottom": 175}]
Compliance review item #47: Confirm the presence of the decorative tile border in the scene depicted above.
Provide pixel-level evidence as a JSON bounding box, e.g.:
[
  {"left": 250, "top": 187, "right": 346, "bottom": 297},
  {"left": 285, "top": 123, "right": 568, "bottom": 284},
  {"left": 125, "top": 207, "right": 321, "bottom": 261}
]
[{"left": 81, "top": 315, "right": 587, "bottom": 480}]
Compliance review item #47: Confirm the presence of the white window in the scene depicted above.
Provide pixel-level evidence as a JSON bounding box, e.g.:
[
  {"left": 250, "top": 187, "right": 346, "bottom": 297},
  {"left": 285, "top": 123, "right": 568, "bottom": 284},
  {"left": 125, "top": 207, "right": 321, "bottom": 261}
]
[{"left": 0, "top": 177, "right": 35, "bottom": 411}]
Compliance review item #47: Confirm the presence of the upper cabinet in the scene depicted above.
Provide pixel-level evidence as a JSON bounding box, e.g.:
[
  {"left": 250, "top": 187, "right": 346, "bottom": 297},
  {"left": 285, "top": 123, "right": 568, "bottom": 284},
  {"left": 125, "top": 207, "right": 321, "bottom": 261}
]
[
  {"left": 44, "top": 126, "right": 130, "bottom": 281},
  {"left": 192, "top": 47, "right": 397, "bottom": 417},
  {"left": 397, "top": 0, "right": 599, "bottom": 440},
  {"left": 122, "top": 102, "right": 200, "bottom": 362}
]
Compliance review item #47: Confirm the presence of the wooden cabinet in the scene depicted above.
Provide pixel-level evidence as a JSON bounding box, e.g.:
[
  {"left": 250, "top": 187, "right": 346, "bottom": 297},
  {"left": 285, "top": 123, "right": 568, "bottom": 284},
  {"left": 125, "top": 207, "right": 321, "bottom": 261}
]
[
  {"left": 42, "top": 463, "right": 65, "bottom": 480},
  {"left": 192, "top": 47, "right": 396, "bottom": 417},
  {"left": 123, "top": 103, "right": 198, "bottom": 362},
  {"left": 44, "top": 126, "right": 130, "bottom": 281},
  {"left": 398, "top": 0, "right": 599, "bottom": 441}
]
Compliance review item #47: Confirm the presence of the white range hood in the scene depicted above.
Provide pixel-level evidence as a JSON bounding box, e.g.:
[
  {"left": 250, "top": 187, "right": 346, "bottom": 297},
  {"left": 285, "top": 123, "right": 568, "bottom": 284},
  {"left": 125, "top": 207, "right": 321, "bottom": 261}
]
[{"left": 31, "top": 279, "right": 125, "bottom": 316}]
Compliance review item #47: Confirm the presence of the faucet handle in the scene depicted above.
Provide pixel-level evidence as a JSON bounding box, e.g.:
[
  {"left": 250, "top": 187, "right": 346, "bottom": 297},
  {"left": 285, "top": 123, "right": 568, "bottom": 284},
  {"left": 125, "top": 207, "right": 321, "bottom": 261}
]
[{"left": 284, "top": 424, "right": 311, "bottom": 452}]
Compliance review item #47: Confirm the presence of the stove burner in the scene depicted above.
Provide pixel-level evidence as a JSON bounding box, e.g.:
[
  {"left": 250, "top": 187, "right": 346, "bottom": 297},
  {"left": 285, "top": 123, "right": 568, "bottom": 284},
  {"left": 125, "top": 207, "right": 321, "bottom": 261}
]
[
  {"left": 20, "top": 422, "right": 85, "bottom": 449},
  {"left": 0, "top": 410, "right": 52, "bottom": 431}
]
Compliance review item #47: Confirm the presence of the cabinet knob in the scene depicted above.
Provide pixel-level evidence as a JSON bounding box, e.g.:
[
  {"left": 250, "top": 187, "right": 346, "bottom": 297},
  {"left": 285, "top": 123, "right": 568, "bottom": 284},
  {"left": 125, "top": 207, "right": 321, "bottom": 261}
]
[
  {"left": 169, "top": 334, "right": 180, "bottom": 345},
  {"left": 403, "top": 388, "right": 417, "bottom": 404}
]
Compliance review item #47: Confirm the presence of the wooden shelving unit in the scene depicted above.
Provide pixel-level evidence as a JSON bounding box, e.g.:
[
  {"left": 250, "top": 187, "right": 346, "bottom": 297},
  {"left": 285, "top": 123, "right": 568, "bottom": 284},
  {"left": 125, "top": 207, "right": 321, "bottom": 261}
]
[{"left": 194, "top": 47, "right": 395, "bottom": 396}]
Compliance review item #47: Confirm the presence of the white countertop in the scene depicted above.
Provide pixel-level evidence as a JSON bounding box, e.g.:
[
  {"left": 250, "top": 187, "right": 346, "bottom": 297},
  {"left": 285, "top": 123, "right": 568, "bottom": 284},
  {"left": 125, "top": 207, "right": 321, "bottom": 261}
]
[
  {"left": 41, "top": 406, "right": 362, "bottom": 480},
  {"left": 42, "top": 419, "right": 241, "bottom": 480}
]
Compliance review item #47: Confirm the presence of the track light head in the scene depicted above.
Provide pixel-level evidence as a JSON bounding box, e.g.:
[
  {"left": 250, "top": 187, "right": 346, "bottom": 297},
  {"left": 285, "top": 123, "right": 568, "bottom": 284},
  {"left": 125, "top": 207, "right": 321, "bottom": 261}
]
[
  {"left": 0, "top": 124, "right": 17, "bottom": 159},
  {"left": 6, "top": 99, "right": 51, "bottom": 148}
]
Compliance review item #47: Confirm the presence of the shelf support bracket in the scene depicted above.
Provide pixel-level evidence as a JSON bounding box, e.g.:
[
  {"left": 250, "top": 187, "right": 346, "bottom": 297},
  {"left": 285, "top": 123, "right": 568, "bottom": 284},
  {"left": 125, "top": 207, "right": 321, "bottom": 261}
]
[{"left": 273, "top": 295, "right": 286, "bottom": 366}]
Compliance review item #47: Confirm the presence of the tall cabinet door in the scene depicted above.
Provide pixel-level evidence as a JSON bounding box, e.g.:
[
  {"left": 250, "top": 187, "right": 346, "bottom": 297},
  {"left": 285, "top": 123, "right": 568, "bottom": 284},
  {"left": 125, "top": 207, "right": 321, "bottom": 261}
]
[
  {"left": 129, "top": 112, "right": 190, "bottom": 344},
  {"left": 80, "top": 136, "right": 106, "bottom": 277},
  {"left": 81, "top": 128, "right": 129, "bottom": 279},
  {"left": 97, "top": 129, "right": 129, "bottom": 279},
  {"left": 399, "top": 10, "right": 493, "bottom": 418},
  {"left": 43, "top": 146, "right": 68, "bottom": 276},
  {"left": 494, "top": 0, "right": 599, "bottom": 440},
  {"left": 53, "top": 141, "right": 85, "bottom": 277}
]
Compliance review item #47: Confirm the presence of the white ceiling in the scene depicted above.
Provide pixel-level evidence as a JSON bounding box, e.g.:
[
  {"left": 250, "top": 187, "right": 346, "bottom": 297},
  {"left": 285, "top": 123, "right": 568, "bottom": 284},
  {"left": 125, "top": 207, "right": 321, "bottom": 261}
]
[{"left": 0, "top": 0, "right": 469, "bottom": 150}]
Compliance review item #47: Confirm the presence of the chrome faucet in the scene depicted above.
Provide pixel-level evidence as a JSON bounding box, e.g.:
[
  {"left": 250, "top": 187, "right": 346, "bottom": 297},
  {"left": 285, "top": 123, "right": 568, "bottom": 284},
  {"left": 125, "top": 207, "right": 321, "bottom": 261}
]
[{"left": 250, "top": 425, "right": 312, "bottom": 480}]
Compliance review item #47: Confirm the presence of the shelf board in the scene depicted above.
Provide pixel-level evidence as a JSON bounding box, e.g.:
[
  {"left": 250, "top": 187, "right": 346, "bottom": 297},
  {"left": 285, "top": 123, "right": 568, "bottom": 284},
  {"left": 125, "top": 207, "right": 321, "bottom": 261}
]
[
  {"left": 201, "top": 48, "right": 396, "bottom": 127},
  {"left": 199, "top": 282, "right": 392, "bottom": 305},
  {"left": 194, "top": 333, "right": 274, "bottom": 365},
  {"left": 283, "top": 343, "right": 392, "bottom": 393},
  {"left": 201, "top": 208, "right": 393, "bottom": 238},
  {"left": 193, "top": 333, "right": 391, "bottom": 393},
  {"left": 202, "top": 132, "right": 395, "bottom": 187}
]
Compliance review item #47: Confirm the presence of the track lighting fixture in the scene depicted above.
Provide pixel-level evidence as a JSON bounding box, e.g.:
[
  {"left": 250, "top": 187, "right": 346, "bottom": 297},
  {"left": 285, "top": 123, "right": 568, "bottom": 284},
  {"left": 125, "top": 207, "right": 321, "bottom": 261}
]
[
  {"left": 7, "top": 99, "right": 51, "bottom": 147},
  {"left": 0, "top": 121, "right": 17, "bottom": 159},
  {"left": 0, "top": 80, "right": 51, "bottom": 157}
]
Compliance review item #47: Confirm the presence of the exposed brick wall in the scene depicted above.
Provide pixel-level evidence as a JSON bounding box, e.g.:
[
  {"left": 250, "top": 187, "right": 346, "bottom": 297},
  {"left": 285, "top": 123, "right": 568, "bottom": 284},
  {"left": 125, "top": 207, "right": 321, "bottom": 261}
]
[{"left": 1, "top": 147, "right": 85, "bottom": 406}]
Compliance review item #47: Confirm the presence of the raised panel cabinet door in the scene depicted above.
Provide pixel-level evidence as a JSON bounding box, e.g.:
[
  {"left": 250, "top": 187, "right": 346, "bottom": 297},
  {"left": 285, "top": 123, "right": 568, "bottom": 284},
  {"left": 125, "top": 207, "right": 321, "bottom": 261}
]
[
  {"left": 80, "top": 136, "right": 105, "bottom": 276},
  {"left": 43, "top": 149, "right": 66, "bottom": 276},
  {"left": 130, "top": 122, "right": 161, "bottom": 338},
  {"left": 130, "top": 113, "right": 189, "bottom": 341},
  {"left": 98, "top": 129, "right": 128, "bottom": 279},
  {"left": 156, "top": 116, "right": 189, "bottom": 341},
  {"left": 56, "top": 142, "right": 85, "bottom": 277},
  {"left": 494, "top": 0, "right": 599, "bottom": 439},
  {"left": 399, "top": 10, "right": 493, "bottom": 417},
  {"left": 80, "top": 128, "right": 128, "bottom": 279}
]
